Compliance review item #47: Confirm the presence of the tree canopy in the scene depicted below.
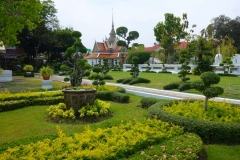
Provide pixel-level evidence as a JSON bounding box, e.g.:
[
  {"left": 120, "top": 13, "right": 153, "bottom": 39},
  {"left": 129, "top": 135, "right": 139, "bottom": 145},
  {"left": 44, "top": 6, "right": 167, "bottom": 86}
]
[
  {"left": 154, "top": 13, "right": 189, "bottom": 64},
  {"left": 116, "top": 26, "right": 139, "bottom": 49},
  {"left": 0, "top": 0, "right": 43, "bottom": 46}
]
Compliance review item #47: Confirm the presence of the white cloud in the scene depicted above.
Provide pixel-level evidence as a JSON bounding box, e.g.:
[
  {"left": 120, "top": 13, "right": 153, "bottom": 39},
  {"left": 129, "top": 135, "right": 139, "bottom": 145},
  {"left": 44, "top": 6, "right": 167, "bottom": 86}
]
[{"left": 53, "top": 0, "right": 240, "bottom": 49}]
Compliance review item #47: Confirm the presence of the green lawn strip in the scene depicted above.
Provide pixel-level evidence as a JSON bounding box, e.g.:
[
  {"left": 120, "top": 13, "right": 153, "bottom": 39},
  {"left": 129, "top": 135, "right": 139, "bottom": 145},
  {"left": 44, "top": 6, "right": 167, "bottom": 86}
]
[{"left": 204, "top": 145, "right": 240, "bottom": 160}]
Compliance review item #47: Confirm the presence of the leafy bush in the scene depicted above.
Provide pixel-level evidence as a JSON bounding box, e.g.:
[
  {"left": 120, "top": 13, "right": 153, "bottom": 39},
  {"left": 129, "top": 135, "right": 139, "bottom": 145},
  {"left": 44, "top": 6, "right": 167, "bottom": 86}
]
[
  {"left": 83, "top": 70, "right": 91, "bottom": 77},
  {"left": 31, "top": 96, "right": 64, "bottom": 106},
  {"left": 178, "top": 82, "right": 191, "bottom": 91},
  {"left": 148, "top": 101, "right": 240, "bottom": 144},
  {"left": 103, "top": 74, "right": 113, "bottom": 80},
  {"left": 129, "top": 133, "right": 203, "bottom": 160},
  {"left": 79, "top": 99, "right": 111, "bottom": 117},
  {"left": 47, "top": 103, "right": 75, "bottom": 123},
  {"left": 0, "top": 119, "right": 183, "bottom": 159},
  {"left": 23, "top": 65, "right": 34, "bottom": 72},
  {"left": 111, "top": 92, "right": 130, "bottom": 103},
  {"left": 128, "top": 77, "right": 151, "bottom": 85},
  {"left": 163, "top": 82, "right": 180, "bottom": 90},
  {"left": 0, "top": 100, "right": 31, "bottom": 112},
  {"left": 140, "top": 97, "right": 161, "bottom": 108},
  {"left": 217, "top": 73, "right": 238, "bottom": 77},
  {"left": 122, "top": 78, "right": 133, "bottom": 84},
  {"left": 116, "top": 78, "right": 125, "bottom": 83}
]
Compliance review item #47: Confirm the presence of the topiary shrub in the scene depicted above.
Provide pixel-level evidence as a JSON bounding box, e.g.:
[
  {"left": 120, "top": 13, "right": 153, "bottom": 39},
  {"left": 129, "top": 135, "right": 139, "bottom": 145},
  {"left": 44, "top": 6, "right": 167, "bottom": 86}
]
[
  {"left": 128, "top": 77, "right": 151, "bottom": 85},
  {"left": 178, "top": 83, "right": 191, "bottom": 91},
  {"left": 116, "top": 78, "right": 125, "bottom": 83},
  {"left": 83, "top": 70, "right": 91, "bottom": 77},
  {"left": 103, "top": 75, "right": 113, "bottom": 80},
  {"left": 140, "top": 97, "right": 161, "bottom": 108},
  {"left": 163, "top": 82, "right": 180, "bottom": 90},
  {"left": 122, "top": 78, "right": 133, "bottom": 84},
  {"left": 111, "top": 92, "right": 129, "bottom": 103}
]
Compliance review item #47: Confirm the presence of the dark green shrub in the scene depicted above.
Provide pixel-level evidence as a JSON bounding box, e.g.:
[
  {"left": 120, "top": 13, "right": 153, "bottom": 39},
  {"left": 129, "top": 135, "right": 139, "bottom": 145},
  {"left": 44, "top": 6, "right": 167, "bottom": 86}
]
[
  {"left": 163, "top": 82, "right": 180, "bottom": 90},
  {"left": 122, "top": 78, "right": 133, "bottom": 84},
  {"left": 158, "top": 71, "right": 172, "bottom": 74},
  {"left": 140, "top": 97, "right": 160, "bottom": 108},
  {"left": 148, "top": 101, "right": 240, "bottom": 144},
  {"left": 178, "top": 83, "right": 191, "bottom": 91},
  {"left": 31, "top": 96, "right": 64, "bottom": 105},
  {"left": 95, "top": 91, "right": 113, "bottom": 101},
  {"left": 0, "top": 100, "right": 31, "bottom": 112},
  {"left": 217, "top": 73, "right": 238, "bottom": 77},
  {"left": 111, "top": 92, "right": 130, "bottom": 103},
  {"left": 103, "top": 75, "right": 113, "bottom": 80},
  {"left": 83, "top": 70, "right": 91, "bottom": 77},
  {"left": 116, "top": 78, "right": 125, "bottom": 83},
  {"left": 128, "top": 77, "right": 150, "bottom": 85},
  {"left": 115, "top": 87, "right": 126, "bottom": 93}
]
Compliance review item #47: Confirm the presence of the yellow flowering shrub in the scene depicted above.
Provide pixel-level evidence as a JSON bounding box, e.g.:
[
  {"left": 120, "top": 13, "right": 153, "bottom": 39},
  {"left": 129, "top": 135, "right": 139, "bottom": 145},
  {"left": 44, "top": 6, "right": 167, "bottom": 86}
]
[
  {"left": 163, "top": 100, "right": 240, "bottom": 122},
  {"left": 47, "top": 103, "right": 75, "bottom": 122},
  {"left": 79, "top": 99, "right": 110, "bottom": 117},
  {"left": 0, "top": 119, "right": 184, "bottom": 159},
  {"left": 83, "top": 85, "right": 119, "bottom": 91}
]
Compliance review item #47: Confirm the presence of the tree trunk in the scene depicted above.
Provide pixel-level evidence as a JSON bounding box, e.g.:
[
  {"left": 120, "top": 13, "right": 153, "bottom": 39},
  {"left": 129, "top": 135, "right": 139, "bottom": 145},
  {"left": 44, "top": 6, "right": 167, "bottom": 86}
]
[
  {"left": 204, "top": 97, "right": 208, "bottom": 111},
  {"left": 167, "top": 52, "right": 171, "bottom": 64}
]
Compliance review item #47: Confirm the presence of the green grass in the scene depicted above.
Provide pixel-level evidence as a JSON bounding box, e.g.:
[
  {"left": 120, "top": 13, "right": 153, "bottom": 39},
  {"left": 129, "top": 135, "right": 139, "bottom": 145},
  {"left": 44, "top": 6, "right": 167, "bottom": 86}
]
[
  {"left": 106, "top": 71, "right": 240, "bottom": 99},
  {"left": 0, "top": 74, "right": 240, "bottom": 159}
]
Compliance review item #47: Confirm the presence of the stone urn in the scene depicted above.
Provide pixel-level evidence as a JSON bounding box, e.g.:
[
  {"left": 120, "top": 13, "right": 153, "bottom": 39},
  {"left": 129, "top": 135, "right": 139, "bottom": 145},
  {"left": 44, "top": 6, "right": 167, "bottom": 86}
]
[{"left": 62, "top": 88, "right": 97, "bottom": 116}]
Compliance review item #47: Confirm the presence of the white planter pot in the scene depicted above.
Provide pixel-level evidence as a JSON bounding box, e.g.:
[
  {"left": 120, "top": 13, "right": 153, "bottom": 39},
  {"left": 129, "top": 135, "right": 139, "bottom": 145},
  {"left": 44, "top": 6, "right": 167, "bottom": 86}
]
[
  {"left": 0, "top": 70, "right": 12, "bottom": 82},
  {"left": 41, "top": 80, "right": 53, "bottom": 89}
]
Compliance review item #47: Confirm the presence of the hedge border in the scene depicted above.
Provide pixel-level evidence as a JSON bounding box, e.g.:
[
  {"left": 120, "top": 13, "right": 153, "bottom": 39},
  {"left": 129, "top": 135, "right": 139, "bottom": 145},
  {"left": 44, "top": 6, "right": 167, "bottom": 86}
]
[{"left": 148, "top": 101, "right": 240, "bottom": 144}]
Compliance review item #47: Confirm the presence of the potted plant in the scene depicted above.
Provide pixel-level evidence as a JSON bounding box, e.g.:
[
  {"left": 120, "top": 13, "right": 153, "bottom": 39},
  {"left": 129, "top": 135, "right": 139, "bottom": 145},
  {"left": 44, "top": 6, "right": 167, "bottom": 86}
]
[
  {"left": 40, "top": 66, "right": 54, "bottom": 80},
  {"left": 23, "top": 64, "right": 34, "bottom": 77}
]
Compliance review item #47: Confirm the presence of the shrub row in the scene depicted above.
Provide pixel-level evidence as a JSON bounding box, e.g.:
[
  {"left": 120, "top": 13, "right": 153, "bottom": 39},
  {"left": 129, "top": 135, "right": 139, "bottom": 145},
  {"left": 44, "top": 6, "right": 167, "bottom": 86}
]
[
  {"left": 0, "top": 91, "right": 63, "bottom": 101},
  {"left": 163, "top": 82, "right": 191, "bottom": 91},
  {"left": 0, "top": 96, "right": 64, "bottom": 112},
  {"left": 0, "top": 119, "right": 184, "bottom": 159},
  {"left": 148, "top": 101, "right": 240, "bottom": 144},
  {"left": 140, "top": 97, "right": 161, "bottom": 108},
  {"left": 96, "top": 91, "right": 129, "bottom": 103},
  {"left": 116, "top": 77, "right": 151, "bottom": 85}
]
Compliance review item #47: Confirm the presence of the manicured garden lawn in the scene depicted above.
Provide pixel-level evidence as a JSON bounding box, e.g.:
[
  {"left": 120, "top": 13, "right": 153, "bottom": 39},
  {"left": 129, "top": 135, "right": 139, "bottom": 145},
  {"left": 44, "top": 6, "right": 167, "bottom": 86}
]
[
  {"left": 0, "top": 74, "right": 239, "bottom": 159},
  {"left": 106, "top": 71, "right": 240, "bottom": 99}
]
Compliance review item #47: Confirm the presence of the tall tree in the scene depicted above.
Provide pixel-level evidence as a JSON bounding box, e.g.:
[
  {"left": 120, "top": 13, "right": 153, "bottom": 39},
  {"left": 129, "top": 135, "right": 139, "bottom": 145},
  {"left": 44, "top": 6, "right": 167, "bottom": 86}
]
[
  {"left": 187, "top": 36, "right": 214, "bottom": 75},
  {"left": 116, "top": 26, "right": 139, "bottom": 49},
  {"left": 154, "top": 13, "right": 189, "bottom": 64},
  {"left": 0, "top": 0, "right": 42, "bottom": 46}
]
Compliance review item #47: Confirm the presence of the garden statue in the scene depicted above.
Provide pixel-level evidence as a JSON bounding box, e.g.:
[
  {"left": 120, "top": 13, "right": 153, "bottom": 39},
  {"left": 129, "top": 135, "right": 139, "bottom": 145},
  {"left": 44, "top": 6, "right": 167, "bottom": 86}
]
[{"left": 214, "top": 46, "right": 223, "bottom": 65}]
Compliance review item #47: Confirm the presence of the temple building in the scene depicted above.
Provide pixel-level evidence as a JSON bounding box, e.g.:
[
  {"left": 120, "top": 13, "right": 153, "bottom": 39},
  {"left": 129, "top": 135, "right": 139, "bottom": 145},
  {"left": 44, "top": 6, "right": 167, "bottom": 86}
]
[{"left": 85, "top": 18, "right": 127, "bottom": 67}]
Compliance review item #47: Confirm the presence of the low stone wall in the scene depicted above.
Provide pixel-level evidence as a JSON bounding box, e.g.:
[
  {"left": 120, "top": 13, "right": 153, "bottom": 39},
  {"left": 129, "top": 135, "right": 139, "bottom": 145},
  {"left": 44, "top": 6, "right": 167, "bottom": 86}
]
[
  {"left": 123, "top": 64, "right": 240, "bottom": 75},
  {"left": 0, "top": 70, "right": 12, "bottom": 82}
]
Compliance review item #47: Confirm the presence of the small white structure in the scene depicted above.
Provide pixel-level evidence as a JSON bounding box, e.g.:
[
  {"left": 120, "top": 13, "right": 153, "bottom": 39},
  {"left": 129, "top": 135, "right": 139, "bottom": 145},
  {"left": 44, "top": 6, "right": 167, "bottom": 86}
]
[
  {"left": 41, "top": 80, "right": 52, "bottom": 90},
  {"left": 0, "top": 70, "right": 12, "bottom": 82},
  {"left": 214, "top": 47, "right": 223, "bottom": 65}
]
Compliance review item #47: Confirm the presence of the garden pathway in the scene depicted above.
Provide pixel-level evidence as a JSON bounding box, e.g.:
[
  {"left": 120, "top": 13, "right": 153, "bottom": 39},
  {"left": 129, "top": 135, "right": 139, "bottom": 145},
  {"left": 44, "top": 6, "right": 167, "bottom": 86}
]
[{"left": 52, "top": 76, "right": 240, "bottom": 104}]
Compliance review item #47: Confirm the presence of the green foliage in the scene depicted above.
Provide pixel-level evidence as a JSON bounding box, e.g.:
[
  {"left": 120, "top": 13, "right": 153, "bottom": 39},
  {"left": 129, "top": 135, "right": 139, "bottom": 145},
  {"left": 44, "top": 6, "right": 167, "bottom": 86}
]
[
  {"left": 191, "top": 72, "right": 224, "bottom": 110},
  {"left": 154, "top": 13, "right": 189, "bottom": 63},
  {"left": 116, "top": 26, "right": 139, "bottom": 49},
  {"left": 163, "top": 100, "right": 240, "bottom": 122},
  {"left": 103, "top": 75, "right": 113, "bottom": 80},
  {"left": 0, "top": 119, "right": 183, "bottom": 159},
  {"left": 47, "top": 103, "right": 75, "bottom": 123},
  {"left": 59, "top": 64, "right": 69, "bottom": 71},
  {"left": 148, "top": 101, "right": 240, "bottom": 144},
  {"left": 23, "top": 65, "right": 34, "bottom": 72},
  {"left": 128, "top": 133, "right": 203, "bottom": 160},
  {"left": 83, "top": 70, "right": 91, "bottom": 77},
  {"left": 178, "top": 82, "right": 192, "bottom": 91},
  {"left": 117, "top": 77, "right": 150, "bottom": 85},
  {"left": 130, "top": 56, "right": 140, "bottom": 78},
  {"left": 128, "top": 51, "right": 151, "bottom": 64},
  {"left": 96, "top": 91, "right": 129, "bottom": 103},
  {"left": 220, "top": 57, "right": 234, "bottom": 74},
  {"left": 163, "top": 82, "right": 180, "bottom": 90},
  {"left": 178, "top": 49, "right": 191, "bottom": 82},
  {"left": 79, "top": 99, "right": 111, "bottom": 117},
  {"left": 0, "top": 0, "right": 42, "bottom": 45},
  {"left": 140, "top": 97, "right": 161, "bottom": 108},
  {"left": 39, "top": 66, "right": 54, "bottom": 77}
]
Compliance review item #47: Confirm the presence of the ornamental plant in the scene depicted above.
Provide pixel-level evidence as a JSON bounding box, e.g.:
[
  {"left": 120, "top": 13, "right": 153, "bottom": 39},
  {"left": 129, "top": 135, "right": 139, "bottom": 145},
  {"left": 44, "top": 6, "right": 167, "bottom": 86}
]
[
  {"left": 130, "top": 56, "right": 139, "bottom": 78},
  {"left": 0, "top": 68, "right": 3, "bottom": 75},
  {"left": 220, "top": 57, "right": 234, "bottom": 74},
  {"left": 191, "top": 72, "right": 224, "bottom": 110},
  {"left": 64, "top": 31, "right": 88, "bottom": 86},
  {"left": 178, "top": 49, "right": 191, "bottom": 82},
  {"left": 23, "top": 64, "right": 34, "bottom": 72},
  {"left": 79, "top": 99, "right": 110, "bottom": 117}
]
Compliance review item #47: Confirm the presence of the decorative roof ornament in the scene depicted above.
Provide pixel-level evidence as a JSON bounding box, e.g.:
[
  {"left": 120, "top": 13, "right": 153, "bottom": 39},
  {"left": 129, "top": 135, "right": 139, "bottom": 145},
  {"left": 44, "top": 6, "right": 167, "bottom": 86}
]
[{"left": 108, "top": 8, "right": 116, "bottom": 43}]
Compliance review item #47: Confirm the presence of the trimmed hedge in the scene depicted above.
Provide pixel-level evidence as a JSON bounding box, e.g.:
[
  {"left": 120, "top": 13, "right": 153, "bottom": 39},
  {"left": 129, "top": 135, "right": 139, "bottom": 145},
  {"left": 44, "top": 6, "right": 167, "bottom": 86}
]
[
  {"left": 117, "top": 77, "right": 151, "bottom": 85},
  {"left": 140, "top": 97, "right": 161, "bottom": 108},
  {"left": 148, "top": 101, "right": 240, "bottom": 144},
  {"left": 163, "top": 82, "right": 179, "bottom": 90},
  {"left": 178, "top": 83, "right": 192, "bottom": 91},
  {"left": 96, "top": 91, "right": 129, "bottom": 103}
]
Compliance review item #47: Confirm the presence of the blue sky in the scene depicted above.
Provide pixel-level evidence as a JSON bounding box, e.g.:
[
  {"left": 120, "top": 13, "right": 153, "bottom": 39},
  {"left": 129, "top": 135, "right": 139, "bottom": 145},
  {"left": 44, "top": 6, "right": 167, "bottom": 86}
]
[{"left": 53, "top": 0, "right": 240, "bottom": 49}]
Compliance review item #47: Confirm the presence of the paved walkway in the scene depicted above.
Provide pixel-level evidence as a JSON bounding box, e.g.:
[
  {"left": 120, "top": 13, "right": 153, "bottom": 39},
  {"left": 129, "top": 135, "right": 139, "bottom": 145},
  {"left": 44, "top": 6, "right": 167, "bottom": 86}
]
[{"left": 52, "top": 76, "right": 240, "bottom": 104}]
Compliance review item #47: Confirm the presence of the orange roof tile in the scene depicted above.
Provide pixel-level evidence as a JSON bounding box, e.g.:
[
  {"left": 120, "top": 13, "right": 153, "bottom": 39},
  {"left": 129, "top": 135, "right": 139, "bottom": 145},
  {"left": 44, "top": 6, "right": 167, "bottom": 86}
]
[
  {"left": 115, "top": 46, "right": 121, "bottom": 52},
  {"left": 145, "top": 44, "right": 160, "bottom": 51},
  {"left": 97, "top": 42, "right": 106, "bottom": 52},
  {"left": 176, "top": 42, "right": 190, "bottom": 50},
  {"left": 85, "top": 53, "right": 121, "bottom": 59}
]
